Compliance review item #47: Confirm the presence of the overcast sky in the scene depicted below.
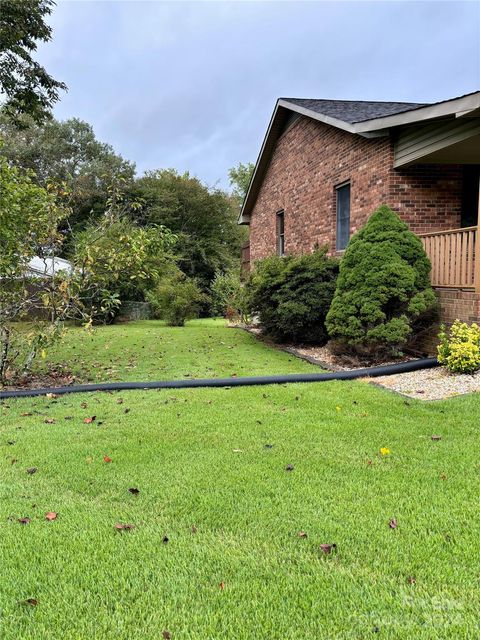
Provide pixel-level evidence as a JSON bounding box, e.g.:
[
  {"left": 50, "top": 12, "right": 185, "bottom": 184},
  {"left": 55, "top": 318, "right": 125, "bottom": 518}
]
[{"left": 38, "top": 0, "right": 479, "bottom": 189}]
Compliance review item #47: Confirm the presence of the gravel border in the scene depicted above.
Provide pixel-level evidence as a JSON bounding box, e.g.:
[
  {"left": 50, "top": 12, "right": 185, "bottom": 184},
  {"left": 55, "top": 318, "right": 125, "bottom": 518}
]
[{"left": 370, "top": 367, "right": 480, "bottom": 401}]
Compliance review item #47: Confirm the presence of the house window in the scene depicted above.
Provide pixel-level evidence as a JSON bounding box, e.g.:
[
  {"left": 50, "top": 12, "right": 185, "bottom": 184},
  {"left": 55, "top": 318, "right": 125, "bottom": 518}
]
[
  {"left": 276, "top": 210, "right": 285, "bottom": 256},
  {"left": 336, "top": 182, "right": 351, "bottom": 251}
]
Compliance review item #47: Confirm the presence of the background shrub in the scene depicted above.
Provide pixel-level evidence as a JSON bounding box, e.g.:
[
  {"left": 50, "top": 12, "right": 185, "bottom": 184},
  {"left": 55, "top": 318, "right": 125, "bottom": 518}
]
[
  {"left": 210, "top": 269, "right": 241, "bottom": 317},
  {"left": 247, "top": 249, "right": 339, "bottom": 344},
  {"left": 438, "top": 320, "right": 480, "bottom": 374},
  {"left": 326, "top": 205, "right": 436, "bottom": 357},
  {"left": 147, "top": 270, "right": 206, "bottom": 326},
  {"left": 210, "top": 269, "right": 250, "bottom": 322}
]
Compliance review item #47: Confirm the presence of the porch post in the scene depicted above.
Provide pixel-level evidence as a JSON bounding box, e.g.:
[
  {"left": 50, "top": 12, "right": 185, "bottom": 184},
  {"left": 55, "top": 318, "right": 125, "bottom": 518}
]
[
  {"left": 475, "top": 175, "right": 480, "bottom": 292},
  {"left": 476, "top": 176, "right": 480, "bottom": 292}
]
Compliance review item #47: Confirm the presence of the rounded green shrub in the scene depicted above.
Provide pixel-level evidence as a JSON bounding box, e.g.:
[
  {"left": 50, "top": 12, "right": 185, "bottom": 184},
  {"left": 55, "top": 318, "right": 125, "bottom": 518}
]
[
  {"left": 325, "top": 205, "right": 436, "bottom": 356},
  {"left": 247, "top": 249, "right": 339, "bottom": 344},
  {"left": 147, "top": 271, "right": 207, "bottom": 326},
  {"left": 437, "top": 320, "right": 480, "bottom": 374}
]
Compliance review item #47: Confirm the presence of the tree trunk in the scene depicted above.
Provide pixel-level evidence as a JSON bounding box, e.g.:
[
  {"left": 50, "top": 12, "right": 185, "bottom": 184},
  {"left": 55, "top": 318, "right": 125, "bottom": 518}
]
[{"left": 0, "top": 325, "right": 11, "bottom": 385}]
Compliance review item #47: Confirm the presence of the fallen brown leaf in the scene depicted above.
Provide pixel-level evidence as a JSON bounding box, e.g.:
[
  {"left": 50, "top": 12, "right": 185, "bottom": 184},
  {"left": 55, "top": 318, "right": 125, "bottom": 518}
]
[
  {"left": 44, "top": 418, "right": 55, "bottom": 424},
  {"left": 18, "top": 517, "right": 30, "bottom": 525},
  {"left": 320, "top": 543, "right": 337, "bottom": 554},
  {"left": 128, "top": 487, "right": 139, "bottom": 495},
  {"left": 297, "top": 531, "right": 308, "bottom": 538},
  {"left": 219, "top": 582, "right": 225, "bottom": 590},
  {"left": 191, "top": 525, "right": 197, "bottom": 534},
  {"left": 103, "top": 455, "right": 112, "bottom": 463},
  {"left": 19, "top": 598, "right": 38, "bottom": 606},
  {"left": 83, "top": 416, "right": 96, "bottom": 424},
  {"left": 407, "top": 576, "right": 416, "bottom": 585},
  {"left": 389, "top": 518, "right": 398, "bottom": 529},
  {"left": 26, "top": 467, "right": 37, "bottom": 475},
  {"left": 115, "top": 523, "right": 134, "bottom": 531},
  {"left": 431, "top": 435, "right": 442, "bottom": 441},
  {"left": 162, "top": 632, "right": 171, "bottom": 640},
  {"left": 45, "top": 512, "right": 57, "bottom": 521}
]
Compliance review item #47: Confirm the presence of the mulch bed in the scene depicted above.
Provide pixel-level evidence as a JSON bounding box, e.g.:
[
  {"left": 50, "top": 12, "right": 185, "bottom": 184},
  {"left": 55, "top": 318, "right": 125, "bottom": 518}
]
[
  {"left": 232, "top": 323, "right": 415, "bottom": 371},
  {"left": 1, "top": 367, "right": 75, "bottom": 392},
  {"left": 232, "top": 323, "right": 479, "bottom": 401}
]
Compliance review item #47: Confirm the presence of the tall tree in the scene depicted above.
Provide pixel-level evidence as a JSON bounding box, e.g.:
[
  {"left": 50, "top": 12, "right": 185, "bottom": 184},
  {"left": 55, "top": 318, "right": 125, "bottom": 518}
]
[
  {"left": 0, "top": 0, "right": 66, "bottom": 122},
  {"left": 135, "top": 169, "right": 246, "bottom": 290},
  {"left": 0, "top": 113, "right": 135, "bottom": 234},
  {"left": 228, "top": 161, "right": 254, "bottom": 202}
]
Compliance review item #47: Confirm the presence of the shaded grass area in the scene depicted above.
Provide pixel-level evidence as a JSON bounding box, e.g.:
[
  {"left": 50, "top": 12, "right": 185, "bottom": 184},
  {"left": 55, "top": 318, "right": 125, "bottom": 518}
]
[
  {"left": 1, "top": 321, "right": 480, "bottom": 638},
  {"left": 33, "top": 319, "right": 319, "bottom": 383}
]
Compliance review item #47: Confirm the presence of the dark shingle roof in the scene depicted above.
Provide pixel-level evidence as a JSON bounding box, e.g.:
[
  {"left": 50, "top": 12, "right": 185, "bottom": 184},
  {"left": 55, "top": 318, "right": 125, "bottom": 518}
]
[{"left": 282, "top": 98, "right": 428, "bottom": 124}]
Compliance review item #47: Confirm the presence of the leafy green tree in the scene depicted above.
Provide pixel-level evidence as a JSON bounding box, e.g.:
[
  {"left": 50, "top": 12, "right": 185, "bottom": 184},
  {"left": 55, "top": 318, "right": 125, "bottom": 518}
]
[
  {"left": 0, "top": 0, "right": 66, "bottom": 122},
  {"left": 134, "top": 169, "right": 245, "bottom": 292},
  {"left": 228, "top": 161, "right": 254, "bottom": 202},
  {"left": 0, "top": 156, "right": 70, "bottom": 383},
  {"left": 326, "top": 205, "right": 436, "bottom": 356},
  {"left": 71, "top": 183, "right": 177, "bottom": 323},
  {"left": 0, "top": 113, "right": 135, "bottom": 235}
]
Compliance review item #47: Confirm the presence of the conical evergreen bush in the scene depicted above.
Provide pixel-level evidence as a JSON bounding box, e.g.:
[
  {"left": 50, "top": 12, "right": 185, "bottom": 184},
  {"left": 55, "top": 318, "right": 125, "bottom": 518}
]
[{"left": 326, "top": 205, "right": 436, "bottom": 356}]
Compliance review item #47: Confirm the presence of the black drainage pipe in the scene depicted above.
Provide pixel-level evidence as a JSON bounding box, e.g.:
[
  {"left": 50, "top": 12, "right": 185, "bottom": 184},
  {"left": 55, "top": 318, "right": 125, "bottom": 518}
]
[{"left": 0, "top": 357, "right": 438, "bottom": 400}]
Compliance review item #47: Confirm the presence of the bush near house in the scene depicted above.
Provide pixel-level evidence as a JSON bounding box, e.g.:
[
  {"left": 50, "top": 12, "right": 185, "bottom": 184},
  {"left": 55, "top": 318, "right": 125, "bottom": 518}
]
[
  {"left": 247, "top": 249, "right": 339, "bottom": 344},
  {"left": 438, "top": 320, "right": 480, "bottom": 374},
  {"left": 326, "top": 205, "right": 436, "bottom": 357}
]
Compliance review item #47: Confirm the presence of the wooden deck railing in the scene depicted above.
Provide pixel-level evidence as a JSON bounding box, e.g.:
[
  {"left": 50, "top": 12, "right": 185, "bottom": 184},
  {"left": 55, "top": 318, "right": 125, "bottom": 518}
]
[{"left": 418, "top": 226, "right": 477, "bottom": 289}]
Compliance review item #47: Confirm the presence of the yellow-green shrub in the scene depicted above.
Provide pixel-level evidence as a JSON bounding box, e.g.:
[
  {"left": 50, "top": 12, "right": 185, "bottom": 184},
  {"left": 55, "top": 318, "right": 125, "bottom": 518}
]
[{"left": 437, "top": 320, "right": 480, "bottom": 374}]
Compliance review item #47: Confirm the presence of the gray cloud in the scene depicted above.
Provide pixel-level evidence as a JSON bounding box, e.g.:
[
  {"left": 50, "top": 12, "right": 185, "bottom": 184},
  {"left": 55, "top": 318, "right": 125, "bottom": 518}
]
[{"left": 38, "top": 0, "right": 479, "bottom": 188}]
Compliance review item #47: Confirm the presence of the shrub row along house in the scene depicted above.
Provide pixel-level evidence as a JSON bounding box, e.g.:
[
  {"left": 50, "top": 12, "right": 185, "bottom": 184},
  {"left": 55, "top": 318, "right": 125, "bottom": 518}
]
[{"left": 240, "top": 91, "right": 480, "bottom": 342}]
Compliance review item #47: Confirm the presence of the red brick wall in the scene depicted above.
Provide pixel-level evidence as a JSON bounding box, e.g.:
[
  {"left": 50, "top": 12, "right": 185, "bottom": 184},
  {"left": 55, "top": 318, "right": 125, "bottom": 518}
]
[
  {"left": 390, "top": 165, "right": 463, "bottom": 234},
  {"left": 249, "top": 116, "right": 464, "bottom": 263}
]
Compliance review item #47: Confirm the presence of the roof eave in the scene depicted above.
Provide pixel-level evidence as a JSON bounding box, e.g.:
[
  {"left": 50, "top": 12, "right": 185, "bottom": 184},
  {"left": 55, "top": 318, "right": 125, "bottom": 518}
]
[{"left": 355, "top": 91, "right": 480, "bottom": 133}]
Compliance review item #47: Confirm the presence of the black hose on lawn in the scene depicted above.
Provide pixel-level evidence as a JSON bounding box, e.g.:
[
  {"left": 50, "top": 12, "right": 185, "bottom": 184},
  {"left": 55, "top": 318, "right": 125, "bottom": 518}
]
[{"left": 0, "top": 357, "right": 438, "bottom": 399}]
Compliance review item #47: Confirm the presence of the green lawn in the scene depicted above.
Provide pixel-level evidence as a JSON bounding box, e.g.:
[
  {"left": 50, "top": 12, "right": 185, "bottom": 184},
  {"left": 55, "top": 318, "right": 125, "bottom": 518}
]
[
  {"left": 1, "top": 320, "right": 480, "bottom": 639},
  {"left": 37, "top": 318, "right": 319, "bottom": 382}
]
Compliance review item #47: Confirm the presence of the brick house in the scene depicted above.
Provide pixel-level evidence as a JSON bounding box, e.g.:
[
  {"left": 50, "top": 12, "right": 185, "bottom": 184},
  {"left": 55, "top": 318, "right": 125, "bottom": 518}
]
[{"left": 239, "top": 92, "right": 480, "bottom": 333}]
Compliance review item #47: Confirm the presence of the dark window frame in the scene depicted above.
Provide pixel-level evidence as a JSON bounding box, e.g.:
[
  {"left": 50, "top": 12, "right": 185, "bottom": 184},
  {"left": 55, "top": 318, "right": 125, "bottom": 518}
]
[
  {"left": 335, "top": 182, "right": 351, "bottom": 251},
  {"left": 276, "top": 209, "right": 285, "bottom": 256}
]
